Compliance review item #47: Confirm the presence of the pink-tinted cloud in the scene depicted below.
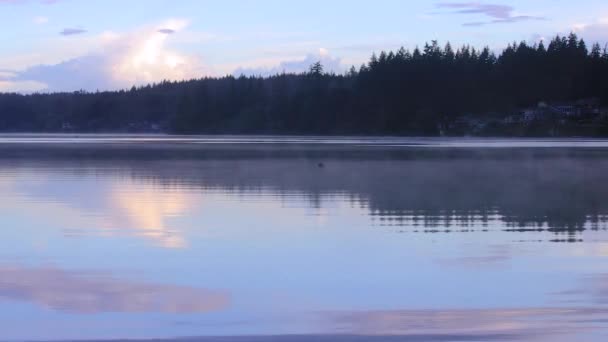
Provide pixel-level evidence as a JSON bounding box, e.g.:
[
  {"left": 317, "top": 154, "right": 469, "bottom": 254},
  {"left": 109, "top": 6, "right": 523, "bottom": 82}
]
[
  {"left": 557, "top": 273, "right": 608, "bottom": 305},
  {"left": 438, "top": 2, "right": 513, "bottom": 19},
  {"left": 327, "top": 306, "right": 608, "bottom": 338},
  {"left": 0, "top": 264, "right": 230, "bottom": 313},
  {"left": 5, "top": 19, "right": 209, "bottom": 92},
  {"left": 437, "top": 2, "right": 546, "bottom": 26}
]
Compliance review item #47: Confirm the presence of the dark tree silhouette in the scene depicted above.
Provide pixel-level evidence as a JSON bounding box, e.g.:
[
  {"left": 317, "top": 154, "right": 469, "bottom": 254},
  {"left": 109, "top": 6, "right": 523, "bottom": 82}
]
[{"left": 308, "top": 61, "right": 324, "bottom": 76}]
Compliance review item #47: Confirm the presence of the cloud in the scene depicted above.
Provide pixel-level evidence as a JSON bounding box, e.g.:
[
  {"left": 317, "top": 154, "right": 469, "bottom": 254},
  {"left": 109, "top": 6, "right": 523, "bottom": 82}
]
[
  {"left": 557, "top": 273, "right": 608, "bottom": 305},
  {"left": 571, "top": 17, "right": 608, "bottom": 44},
  {"left": 0, "top": 264, "right": 229, "bottom": 313},
  {"left": 60, "top": 27, "right": 87, "bottom": 36},
  {"left": 438, "top": 2, "right": 513, "bottom": 19},
  {"left": 0, "top": 70, "right": 15, "bottom": 78},
  {"left": 33, "top": 16, "right": 48, "bottom": 24},
  {"left": 461, "top": 21, "right": 486, "bottom": 27},
  {"left": 435, "top": 244, "right": 514, "bottom": 269},
  {"left": 0, "top": 70, "right": 46, "bottom": 93},
  {"left": 587, "top": 274, "right": 608, "bottom": 304},
  {"left": 108, "top": 182, "right": 195, "bottom": 248},
  {"left": 436, "top": 2, "right": 546, "bottom": 26},
  {"left": 158, "top": 28, "right": 175, "bottom": 35},
  {"left": 0, "top": 174, "right": 198, "bottom": 248},
  {"left": 0, "top": 70, "right": 47, "bottom": 92},
  {"left": 234, "top": 48, "right": 346, "bottom": 76},
  {"left": 6, "top": 55, "right": 114, "bottom": 91},
  {"left": 0, "top": 80, "right": 47, "bottom": 93},
  {"left": 6, "top": 19, "right": 209, "bottom": 92},
  {"left": 327, "top": 307, "right": 608, "bottom": 338}
]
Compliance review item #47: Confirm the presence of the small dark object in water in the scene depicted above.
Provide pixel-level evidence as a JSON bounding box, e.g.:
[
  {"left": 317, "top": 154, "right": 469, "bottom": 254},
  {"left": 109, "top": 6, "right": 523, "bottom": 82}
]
[{"left": 318, "top": 162, "right": 325, "bottom": 168}]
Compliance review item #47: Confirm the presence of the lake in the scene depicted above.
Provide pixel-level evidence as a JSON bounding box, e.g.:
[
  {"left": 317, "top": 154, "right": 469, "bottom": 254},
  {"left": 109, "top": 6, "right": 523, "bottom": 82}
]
[{"left": 1, "top": 135, "right": 608, "bottom": 341}]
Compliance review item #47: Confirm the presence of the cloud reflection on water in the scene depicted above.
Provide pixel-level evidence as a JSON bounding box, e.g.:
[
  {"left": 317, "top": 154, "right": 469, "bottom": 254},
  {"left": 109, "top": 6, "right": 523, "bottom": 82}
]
[
  {"left": 4, "top": 146, "right": 608, "bottom": 240},
  {"left": 0, "top": 264, "right": 229, "bottom": 314},
  {"left": 1, "top": 143, "right": 608, "bottom": 340},
  {"left": 327, "top": 307, "right": 608, "bottom": 341},
  {"left": 556, "top": 274, "right": 608, "bottom": 306},
  {"left": 0, "top": 174, "right": 197, "bottom": 248},
  {"left": 108, "top": 182, "right": 194, "bottom": 248}
]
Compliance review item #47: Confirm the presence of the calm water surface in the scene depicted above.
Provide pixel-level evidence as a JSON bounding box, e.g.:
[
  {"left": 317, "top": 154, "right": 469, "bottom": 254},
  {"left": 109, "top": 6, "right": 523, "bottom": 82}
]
[{"left": 1, "top": 135, "right": 608, "bottom": 341}]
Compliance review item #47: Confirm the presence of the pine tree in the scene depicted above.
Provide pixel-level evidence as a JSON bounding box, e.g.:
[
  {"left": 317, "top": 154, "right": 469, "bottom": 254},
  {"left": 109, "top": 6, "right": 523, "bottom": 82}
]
[
  {"left": 538, "top": 40, "right": 546, "bottom": 54},
  {"left": 568, "top": 33, "right": 578, "bottom": 47},
  {"left": 348, "top": 65, "right": 358, "bottom": 77},
  {"left": 369, "top": 53, "right": 379, "bottom": 69},
  {"left": 444, "top": 42, "right": 455, "bottom": 62},
  {"left": 578, "top": 39, "right": 588, "bottom": 56},
  {"left": 308, "top": 61, "right": 324, "bottom": 76},
  {"left": 412, "top": 47, "right": 422, "bottom": 60},
  {"left": 396, "top": 47, "right": 407, "bottom": 61},
  {"left": 379, "top": 51, "right": 388, "bottom": 65},
  {"left": 591, "top": 43, "right": 602, "bottom": 59}
]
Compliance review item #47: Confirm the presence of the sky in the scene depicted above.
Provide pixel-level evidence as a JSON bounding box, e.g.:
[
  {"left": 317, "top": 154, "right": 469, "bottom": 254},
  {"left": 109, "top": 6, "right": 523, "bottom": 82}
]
[{"left": 0, "top": 0, "right": 607, "bottom": 93}]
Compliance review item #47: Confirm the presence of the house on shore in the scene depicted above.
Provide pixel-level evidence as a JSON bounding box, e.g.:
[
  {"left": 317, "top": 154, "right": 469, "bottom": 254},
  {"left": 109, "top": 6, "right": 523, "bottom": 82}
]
[{"left": 506, "top": 99, "right": 601, "bottom": 124}]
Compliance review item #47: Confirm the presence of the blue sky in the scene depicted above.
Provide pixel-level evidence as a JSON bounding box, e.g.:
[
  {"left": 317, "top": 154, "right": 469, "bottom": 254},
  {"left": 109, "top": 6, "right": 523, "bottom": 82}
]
[{"left": 1, "top": 0, "right": 607, "bottom": 92}]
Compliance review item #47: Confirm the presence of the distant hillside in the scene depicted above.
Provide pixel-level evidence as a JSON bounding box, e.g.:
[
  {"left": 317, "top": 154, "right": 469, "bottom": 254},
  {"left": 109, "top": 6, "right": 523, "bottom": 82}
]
[{"left": 1, "top": 33, "right": 607, "bottom": 136}]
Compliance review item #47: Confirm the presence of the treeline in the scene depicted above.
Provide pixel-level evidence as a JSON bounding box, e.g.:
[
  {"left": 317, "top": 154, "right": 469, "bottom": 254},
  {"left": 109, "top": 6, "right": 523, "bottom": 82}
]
[{"left": 0, "top": 33, "right": 607, "bottom": 135}]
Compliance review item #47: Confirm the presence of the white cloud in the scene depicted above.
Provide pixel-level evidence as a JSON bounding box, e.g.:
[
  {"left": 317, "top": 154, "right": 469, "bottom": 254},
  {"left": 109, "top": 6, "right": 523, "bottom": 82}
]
[
  {"left": 0, "top": 80, "right": 47, "bottom": 93},
  {"left": 571, "top": 17, "right": 608, "bottom": 44},
  {"left": 0, "top": 71, "right": 15, "bottom": 78},
  {"left": 5, "top": 18, "right": 211, "bottom": 92},
  {"left": 1, "top": 18, "right": 345, "bottom": 92},
  {"left": 109, "top": 19, "right": 208, "bottom": 86},
  {"left": 33, "top": 16, "right": 48, "bottom": 24},
  {"left": 234, "top": 48, "right": 346, "bottom": 76}
]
